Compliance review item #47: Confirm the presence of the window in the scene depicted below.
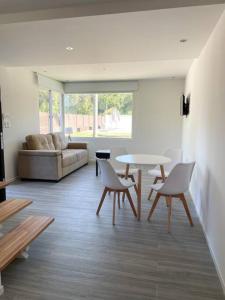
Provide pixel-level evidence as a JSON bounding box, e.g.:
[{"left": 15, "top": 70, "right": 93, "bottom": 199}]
[
  {"left": 39, "top": 89, "right": 133, "bottom": 138},
  {"left": 52, "top": 91, "right": 63, "bottom": 132},
  {"left": 64, "top": 94, "right": 94, "bottom": 137},
  {"left": 39, "top": 89, "right": 50, "bottom": 134},
  {"left": 64, "top": 93, "right": 133, "bottom": 138},
  {"left": 97, "top": 93, "right": 133, "bottom": 138},
  {"left": 38, "top": 89, "right": 63, "bottom": 134}
]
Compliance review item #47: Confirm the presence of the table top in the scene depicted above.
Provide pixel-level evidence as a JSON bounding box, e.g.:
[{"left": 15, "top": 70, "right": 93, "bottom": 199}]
[
  {"left": 96, "top": 149, "right": 111, "bottom": 154},
  {"left": 116, "top": 154, "right": 171, "bottom": 165}
]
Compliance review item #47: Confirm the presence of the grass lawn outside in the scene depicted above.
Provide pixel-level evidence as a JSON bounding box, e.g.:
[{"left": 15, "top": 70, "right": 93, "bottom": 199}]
[{"left": 72, "top": 130, "right": 131, "bottom": 138}]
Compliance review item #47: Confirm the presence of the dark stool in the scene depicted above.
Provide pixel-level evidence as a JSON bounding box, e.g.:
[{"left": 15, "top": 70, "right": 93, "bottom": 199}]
[{"left": 96, "top": 150, "right": 111, "bottom": 176}]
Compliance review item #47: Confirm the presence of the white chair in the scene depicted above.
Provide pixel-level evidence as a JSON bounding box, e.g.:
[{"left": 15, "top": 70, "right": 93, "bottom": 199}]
[
  {"left": 148, "top": 148, "right": 182, "bottom": 200},
  {"left": 147, "top": 162, "right": 195, "bottom": 232},
  {"left": 110, "top": 147, "right": 138, "bottom": 195},
  {"left": 96, "top": 159, "right": 137, "bottom": 225}
]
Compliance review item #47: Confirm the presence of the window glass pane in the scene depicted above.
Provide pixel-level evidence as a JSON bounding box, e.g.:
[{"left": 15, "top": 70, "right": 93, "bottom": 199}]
[
  {"left": 64, "top": 94, "right": 94, "bottom": 138},
  {"left": 52, "top": 91, "right": 62, "bottom": 132},
  {"left": 39, "top": 89, "right": 50, "bottom": 134},
  {"left": 97, "top": 93, "right": 133, "bottom": 138}
]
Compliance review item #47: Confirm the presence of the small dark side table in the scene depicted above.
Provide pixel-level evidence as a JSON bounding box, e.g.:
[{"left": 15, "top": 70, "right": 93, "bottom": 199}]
[{"left": 95, "top": 150, "right": 111, "bottom": 176}]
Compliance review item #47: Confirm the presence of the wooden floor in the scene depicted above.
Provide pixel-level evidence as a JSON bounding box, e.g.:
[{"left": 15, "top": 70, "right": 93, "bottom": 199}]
[{"left": 1, "top": 163, "right": 224, "bottom": 300}]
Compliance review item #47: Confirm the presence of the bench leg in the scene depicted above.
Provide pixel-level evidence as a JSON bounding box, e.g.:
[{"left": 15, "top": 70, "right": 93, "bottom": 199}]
[
  {"left": 17, "top": 246, "right": 30, "bottom": 259},
  {"left": 0, "top": 273, "right": 4, "bottom": 296}
]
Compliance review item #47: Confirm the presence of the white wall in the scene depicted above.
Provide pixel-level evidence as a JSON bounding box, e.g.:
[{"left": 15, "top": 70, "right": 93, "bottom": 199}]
[
  {"left": 182, "top": 10, "right": 225, "bottom": 292},
  {"left": 38, "top": 73, "right": 64, "bottom": 93},
  {"left": 64, "top": 80, "right": 138, "bottom": 93},
  {"left": 74, "top": 78, "right": 184, "bottom": 159},
  {"left": 0, "top": 71, "right": 184, "bottom": 180},
  {"left": 0, "top": 67, "right": 40, "bottom": 181}
]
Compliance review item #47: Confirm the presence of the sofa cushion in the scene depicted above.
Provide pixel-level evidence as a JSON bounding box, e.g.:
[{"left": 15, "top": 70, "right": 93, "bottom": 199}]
[
  {"left": 26, "top": 134, "right": 55, "bottom": 150},
  {"left": 74, "top": 149, "right": 88, "bottom": 161},
  {"left": 46, "top": 134, "right": 56, "bottom": 150},
  {"left": 62, "top": 149, "right": 88, "bottom": 168},
  {"left": 52, "top": 132, "right": 68, "bottom": 150},
  {"left": 62, "top": 149, "right": 78, "bottom": 167}
]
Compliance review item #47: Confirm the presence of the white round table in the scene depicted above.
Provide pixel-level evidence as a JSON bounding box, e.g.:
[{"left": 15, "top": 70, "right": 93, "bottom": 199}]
[{"left": 116, "top": 154, "right": 171, "bottom": 220}]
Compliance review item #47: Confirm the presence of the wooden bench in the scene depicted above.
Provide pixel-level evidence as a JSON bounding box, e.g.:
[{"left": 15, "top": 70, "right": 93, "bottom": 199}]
[
  {"left": 0, "top": 215, "right": 54, "bottom": 295},
  {"left": 0, "top": 180, "right": 15, "bottom": 190},
  {"left": 0, "top": 199, "right": 32, "bottom": 237},
  {"left": 0, "top": 199, "right": 32, "bottom": 224},
  {"left": 0, "top": 182, "right": 54, "bottom": 295}
]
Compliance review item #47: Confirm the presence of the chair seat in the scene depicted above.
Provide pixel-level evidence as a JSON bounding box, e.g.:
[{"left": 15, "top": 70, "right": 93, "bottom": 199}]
[
  {"left": 150, "top": 183, "right": 164, "bottom": 192},
  {"left": 148, "top": 169, "right": 169, "bottom": 178},
  {"left": 119, "top": 178, "right": 135, "bottom": 189},
  {"left": 116, "top": 168, "right": 138, "bottom": 176}
]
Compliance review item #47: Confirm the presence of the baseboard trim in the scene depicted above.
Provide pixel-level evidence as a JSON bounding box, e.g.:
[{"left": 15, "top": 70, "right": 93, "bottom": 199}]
[
  {"left": 89, "top": 158, "right": 95, "bottom": 162},
  {"left": 190, "top": 190, "right": 225, "bottom": 295}
]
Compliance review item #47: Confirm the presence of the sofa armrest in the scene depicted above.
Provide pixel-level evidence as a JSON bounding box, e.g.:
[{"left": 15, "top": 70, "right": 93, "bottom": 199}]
[
  {"left": 18, "top": 150, "right": 62, "bottom": 180},
  {"left": 19, "top": 150, "right": 62, "bottom": 157},
  {"left": 67, "top": 142, "right": 88, "bottom": 150}
]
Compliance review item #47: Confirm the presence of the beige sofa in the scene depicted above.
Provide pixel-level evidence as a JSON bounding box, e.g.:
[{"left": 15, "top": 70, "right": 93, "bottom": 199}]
[{"left": 18, "top": 133, "right": 88, "bottom": 181}]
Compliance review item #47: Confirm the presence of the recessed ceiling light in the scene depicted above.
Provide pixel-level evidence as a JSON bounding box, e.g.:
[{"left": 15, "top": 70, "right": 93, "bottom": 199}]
[
  {"left": 66, "top": 46, "right": 74, "bottom": 51},
  {"left": 180, "top": 39, "right": 188, "bottom": 43}
]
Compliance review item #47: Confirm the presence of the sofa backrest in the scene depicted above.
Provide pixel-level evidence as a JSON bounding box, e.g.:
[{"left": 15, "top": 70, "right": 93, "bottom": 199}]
[
  {"left": 26, "top": 134, "right": 55, "bottom": 150},
  {"left": 22, "top": 142, "right": 28, "bottom": 150},
  {"left": 51, "top": 132, "right": 68, "bottom": 150}
]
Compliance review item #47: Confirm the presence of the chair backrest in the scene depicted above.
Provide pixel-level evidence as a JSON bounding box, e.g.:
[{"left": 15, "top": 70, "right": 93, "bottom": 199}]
[
  {"left": 163, "top": 148, "right": 182, "bottom": 172},
  {"left": 98, "top": 159, "right": 124, "bottom": 190},
  {"left": 160, "top": 162, "right": 195, "bottom": 195},
  {"left": 109, "top": 147, "right": 127, "bottom": 170}
]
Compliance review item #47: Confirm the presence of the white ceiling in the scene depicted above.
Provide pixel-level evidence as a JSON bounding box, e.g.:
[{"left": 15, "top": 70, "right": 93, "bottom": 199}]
[
  {"left": 0, "top": 4, "right": 224, "bottom": 81},
  {"left": 1, "top": 1, "right": 225, "bottom": 26},
  {"left": 0, "top": 0, "right": 224, "bottom": 15},
  {"left": 0, "top": 0, "right": 113, "bottom": 14},
  {"left": 33, "top": 60, "right": 193, "bottom": 82}
]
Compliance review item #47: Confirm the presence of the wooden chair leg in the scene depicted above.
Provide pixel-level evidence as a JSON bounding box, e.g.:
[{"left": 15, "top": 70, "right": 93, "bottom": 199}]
[
  {"left": 96, "top": 188, "right": 108, "bottom": 215},
  {"left": 113, "top": 192, "right": 116, "bottom": 225},
  {"left": 118, "top": 192, "right": 121, "bottom": 209},
  {"left": 125, "top": 189, "right": 137, "bottom": 217},
  {"left": 122, "top": 192, "right": 126, "bottom": 202},
  {"left": 167, "top": 196, "right": 172, "bottom": 233},
  {"left": 166, "top": 197, "right": 169, "bottom": 207},
  {"left": 180, "top": 194, "right": 194, "bottom": 226},
  {"left": 147, "top": 192, "right": 160, "bottom": 221},
  {"left": 148, "top": 177, "right": 159, "bottom": 200},
  {"left": 130, "top": 175, "right": 138, "bottom": 196}
]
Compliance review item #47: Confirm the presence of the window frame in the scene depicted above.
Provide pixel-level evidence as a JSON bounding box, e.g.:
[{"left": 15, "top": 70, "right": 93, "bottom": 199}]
[
  {"left": 38, "top": 88, "right": 64, "bottom": 134},
  {"left": 64, "top": 92, "right": 133, "bottom": 140},
  {"left": 38, "top": 89, "right": 134, "bottom": 139}
]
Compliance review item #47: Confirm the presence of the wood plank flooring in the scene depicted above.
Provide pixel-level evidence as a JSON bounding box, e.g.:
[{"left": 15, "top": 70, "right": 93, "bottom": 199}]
[{"left": 0, "top": 163, "right": 224, "bottom": 299}]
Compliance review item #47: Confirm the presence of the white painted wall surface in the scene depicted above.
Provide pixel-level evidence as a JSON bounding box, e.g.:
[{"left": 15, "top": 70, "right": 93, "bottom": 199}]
[
  {"left": 182, "top": 10, "right": 225, "bottom": 292},
  {"left": 0, "top": 67, "right": 39, "bottom": 181},
  {"left": 0, "top": 71, "right": 184, "bottom": 181},
  {"left": 37, "top": 73, "right": 64, "bottom": 93},
  {"left": 64, "top": 80, "right": 138, "bottom": 93},
  {"left": 74, "top": 78, "right": 184, "bottom": 159}
]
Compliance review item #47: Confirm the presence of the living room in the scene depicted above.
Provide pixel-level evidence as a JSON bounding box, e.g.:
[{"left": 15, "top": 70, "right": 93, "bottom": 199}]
[{"left": 0, "top": 0, "right": 225, "bottom": 299}]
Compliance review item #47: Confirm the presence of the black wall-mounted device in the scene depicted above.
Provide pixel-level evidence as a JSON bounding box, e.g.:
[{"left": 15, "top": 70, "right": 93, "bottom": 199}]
[{"left": 180, "top": 94, "right": 190, "bottom": 117}]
